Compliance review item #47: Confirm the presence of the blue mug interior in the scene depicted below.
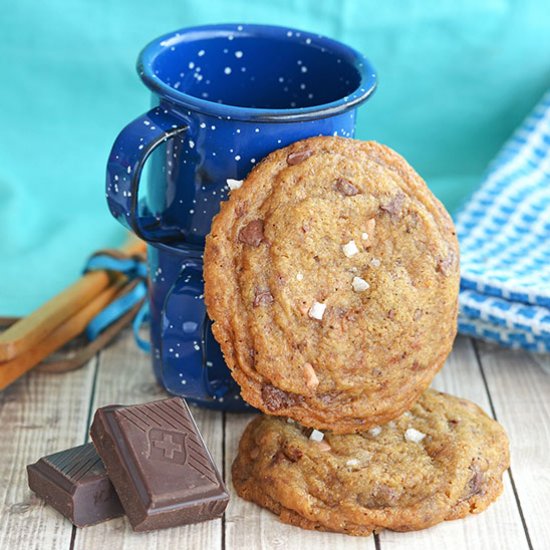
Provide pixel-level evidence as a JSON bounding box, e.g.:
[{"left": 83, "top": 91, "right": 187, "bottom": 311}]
[
  {"left": 153, "top": 36, "right": 358, "bottom": 109},
  {"left": 139, "top": 24, "right": 376, "bottom": 116}
]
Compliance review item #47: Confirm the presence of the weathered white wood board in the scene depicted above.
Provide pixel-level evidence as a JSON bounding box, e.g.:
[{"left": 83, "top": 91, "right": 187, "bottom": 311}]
[
  {"left": 0, "top": 330, "right": 544, "bottom": 550},
  {"left": 478, "top": 341, "right": 550, "bottom": 550}
]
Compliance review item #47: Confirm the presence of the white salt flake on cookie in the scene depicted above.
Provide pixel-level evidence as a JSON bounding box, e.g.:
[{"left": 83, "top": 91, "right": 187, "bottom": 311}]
[
  {"left": 342, "top": 240, "right": 359, "bottom": 258},
  {"left": 308, "top": 301, "right": 326, "bottom": 320},
  {"left": 296, "top": 273, "right": 304, "bottom": 281},
  {"left": 370, "top": 258, "right": 381, "bottom": 268},
  {"left": 352, "top": 276, "right": 370, "bottom": 292},
  {"left": 309, "top": 429, "right": 324, "bottom": 442},
  {"left": 227, "top": 178, "right": 243, "bottom": 190},
  {"left": 369, "top": 426, "right": 382, "bottom": 436},
  {"left": 346, "top": 458, "right": 359, "bottom": 466},
  {"left": 405, "top": 428, "right": 426, "bottom": 443}
]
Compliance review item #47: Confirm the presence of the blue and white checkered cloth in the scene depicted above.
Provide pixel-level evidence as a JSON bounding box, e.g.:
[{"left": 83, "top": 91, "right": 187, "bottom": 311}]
[{"left": 455, "top": 91, "right": 550, "bottom": 353}]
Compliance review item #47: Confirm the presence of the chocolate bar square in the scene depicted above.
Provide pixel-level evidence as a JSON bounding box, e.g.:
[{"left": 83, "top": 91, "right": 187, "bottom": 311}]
[
  {"left": 27, "top": 442, "right": 123, "bottom": 527},
  {"left": 90, "top": 397, "right": 229, "bottom": 531}
]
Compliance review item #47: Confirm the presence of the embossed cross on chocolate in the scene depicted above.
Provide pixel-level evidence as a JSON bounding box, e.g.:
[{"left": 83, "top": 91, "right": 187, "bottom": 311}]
[{"left": 149, "top": 429, "right": 187, "bottom": 463}]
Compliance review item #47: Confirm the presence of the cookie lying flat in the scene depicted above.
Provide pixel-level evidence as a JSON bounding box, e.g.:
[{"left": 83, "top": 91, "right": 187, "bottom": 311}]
[
  {"left": 205, "top": 137, "right": 459, "bottom": 432},
  {"left": 232, "top": 389, "right": 509, "bottom": 536}
]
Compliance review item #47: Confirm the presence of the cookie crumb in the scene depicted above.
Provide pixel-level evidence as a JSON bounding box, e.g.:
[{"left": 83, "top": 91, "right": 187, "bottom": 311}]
[
  {"left": 369, "top": 426, "right": 382, "bottom": 437},
  {"left": 287, "top": 149, "right": 313, "bottom": 165},
  {"left": 352, "top": 276, "right": 370, "bottom": 293},
  {"left": 342, "top": 240, "right": 359, "bottom": 258},
  {"left": 309, "top": 429, "right": 324, "bottom": 442},
  {"left": 296, "top": 273, "right": 304, "bottom": 281},
  {"left": 405, "top": 428, "right": 426, "bottom": 443},
  {"left": 370, "top": 258, "right": 381, "bottom": 268},
  {"left": 308, "top": 301, "right": 326, "bottom": 320},
  {"left": 226, "top": 178, "right": 243, "bottom": 190},
  {"left": 303, "top": 362, "right": 319, "bottom": 390}
]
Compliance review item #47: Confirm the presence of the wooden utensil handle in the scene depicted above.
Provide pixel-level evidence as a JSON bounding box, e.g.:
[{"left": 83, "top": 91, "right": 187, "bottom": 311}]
[
  {"left": 0, "top": 279, "right": 128, "bottom": 390},
  {"left": 0, "top": 237, "right": 145, "bottom": 362}
]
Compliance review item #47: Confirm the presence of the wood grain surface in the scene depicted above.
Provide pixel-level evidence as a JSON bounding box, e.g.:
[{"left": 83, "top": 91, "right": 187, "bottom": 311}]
[{"left": 0, "top": 331, "right": 544, "bottom": 549}]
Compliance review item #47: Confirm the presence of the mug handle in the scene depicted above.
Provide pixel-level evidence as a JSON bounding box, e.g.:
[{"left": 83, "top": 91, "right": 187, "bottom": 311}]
[
  {"left": 106, "top": 106, "right": 188, "bottom": 242},
  {"left": 160, "top": 258, "right": 210, "bottom": 399}
]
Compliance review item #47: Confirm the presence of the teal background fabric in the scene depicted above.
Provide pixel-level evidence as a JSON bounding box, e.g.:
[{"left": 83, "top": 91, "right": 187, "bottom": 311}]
[{"left": 1, "top": 0, "right": 549, "bottom": 315}]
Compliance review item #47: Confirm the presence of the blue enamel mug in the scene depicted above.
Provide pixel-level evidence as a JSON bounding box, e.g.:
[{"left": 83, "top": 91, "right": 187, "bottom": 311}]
[{"left": 106, "top": 23, "right": 376, "bottom": 411}]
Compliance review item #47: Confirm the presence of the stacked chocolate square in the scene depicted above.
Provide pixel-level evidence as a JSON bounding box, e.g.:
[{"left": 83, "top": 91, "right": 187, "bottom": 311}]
[{"left": 28, "top": 397, "right": 228, "bottom": 530}]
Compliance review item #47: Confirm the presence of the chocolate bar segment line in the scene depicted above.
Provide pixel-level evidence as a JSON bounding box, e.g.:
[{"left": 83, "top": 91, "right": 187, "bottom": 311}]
[
  {"left": 90, "top": 397, "right": 229, "bottom": 532},
  {"left": 27, "top": 443, "right": 124, "bottom": 528}
]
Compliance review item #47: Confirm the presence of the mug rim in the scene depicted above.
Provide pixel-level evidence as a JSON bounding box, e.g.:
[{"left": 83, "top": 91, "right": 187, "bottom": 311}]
[{"left": 137, "top": 23, "right": 377, "bottom": 122}]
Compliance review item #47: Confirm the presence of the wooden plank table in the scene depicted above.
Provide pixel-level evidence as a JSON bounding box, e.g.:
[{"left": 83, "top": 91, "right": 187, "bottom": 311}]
[{"left": 0, "top": 330, "right": 547, "bottom": 550}]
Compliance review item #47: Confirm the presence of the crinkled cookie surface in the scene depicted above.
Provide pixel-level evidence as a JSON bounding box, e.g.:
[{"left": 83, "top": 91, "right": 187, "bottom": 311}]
[
  {"left": 205, "top": 137, "right": 459, "bottom": 432},
  {"left": 232, "top": 389, "right": 510, "bottom": 536}
]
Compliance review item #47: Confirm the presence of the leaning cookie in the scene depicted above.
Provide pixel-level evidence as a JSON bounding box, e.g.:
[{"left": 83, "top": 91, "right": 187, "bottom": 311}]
[
  {"left": 205, "top": 136, "right": 459, "bottom": 432},
  {"left": 232, "top": 390, "right": 509, "bottom": 536}
]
